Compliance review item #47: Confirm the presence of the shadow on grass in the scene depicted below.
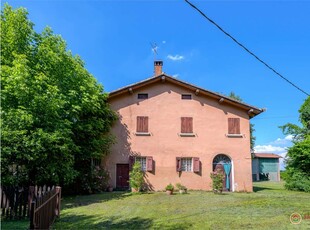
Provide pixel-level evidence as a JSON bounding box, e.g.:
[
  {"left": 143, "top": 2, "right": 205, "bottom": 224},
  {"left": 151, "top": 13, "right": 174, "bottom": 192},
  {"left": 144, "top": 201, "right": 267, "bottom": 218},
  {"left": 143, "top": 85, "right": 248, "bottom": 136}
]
[
  {"left": 55, "top": 213, "right": 193, "bottom": 230},
  {"left": 253, "top": 186, "right": 272, "bottom": 192},
  {"left": 154, "top": 221, "right": 193, "bottom": 230},
  {"left": 55, "top": 214, "right": 152, "bottom": 229},
  {"left": 214, "top": 192, "right": 229, "bottom": 195},
  {"left": 62, "top": 191, "right": 131, "bottom": 209}
]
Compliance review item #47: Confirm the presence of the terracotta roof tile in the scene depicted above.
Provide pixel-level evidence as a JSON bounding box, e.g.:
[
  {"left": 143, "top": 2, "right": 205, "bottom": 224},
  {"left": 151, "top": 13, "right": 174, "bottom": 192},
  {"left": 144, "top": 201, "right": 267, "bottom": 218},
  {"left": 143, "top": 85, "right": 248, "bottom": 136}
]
[{"left": 253, "top": 153, "right": 282, "bottom": 158}]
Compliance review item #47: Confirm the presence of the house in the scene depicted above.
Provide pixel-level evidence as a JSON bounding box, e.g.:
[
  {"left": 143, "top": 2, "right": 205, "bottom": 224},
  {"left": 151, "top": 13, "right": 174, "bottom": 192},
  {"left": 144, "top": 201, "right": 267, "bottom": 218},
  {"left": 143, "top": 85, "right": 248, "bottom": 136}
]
[
  {"left": 252, "top": 153, "right": 281, "bottom": 182},
  {"left": 105, "top": 61, "right": 264, "bottom": 192}
]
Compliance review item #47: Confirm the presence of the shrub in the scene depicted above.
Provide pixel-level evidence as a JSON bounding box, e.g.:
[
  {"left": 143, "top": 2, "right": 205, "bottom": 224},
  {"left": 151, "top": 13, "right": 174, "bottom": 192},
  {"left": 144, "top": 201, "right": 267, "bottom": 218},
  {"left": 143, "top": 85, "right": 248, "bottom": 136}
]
[
  {"left": 165, "top": 183, "right": 174, "bottom": 191},
  {"left": 210, "top": 169, "right": 225, "bottom": 193},
  {"left": 129, "top": 162, "right": 144, "bottom": 192},
  {"left": 80, "top": 166, "right": 110, "bottom": 194},
  {"left": 283, "top": 136, "right": 310, "bottom": 192},
  {"left": 175, "top": 183, "right": 187, "bottom": 190},
  {"left": 280, "top": 170, "right": 288, "bottom": 181},
  {"left": 284, "top": 169, "right": 310, "bottom": 192}
]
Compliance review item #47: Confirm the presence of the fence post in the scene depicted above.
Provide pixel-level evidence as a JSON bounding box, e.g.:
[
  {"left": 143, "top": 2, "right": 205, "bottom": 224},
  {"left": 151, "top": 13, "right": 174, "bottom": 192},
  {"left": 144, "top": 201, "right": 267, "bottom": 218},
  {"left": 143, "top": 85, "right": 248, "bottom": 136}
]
[
  {"left": 28, "top": 186, "right": 35, "bottom": 216},
  {"left": 55, "top": 186, "right": 61, "bottom": 217},
  {"left": 0, "top": 186, "right": 2, "bottom": 208},
  {"left": 29, "top": 201, "right": 36, "bottom": 230}
]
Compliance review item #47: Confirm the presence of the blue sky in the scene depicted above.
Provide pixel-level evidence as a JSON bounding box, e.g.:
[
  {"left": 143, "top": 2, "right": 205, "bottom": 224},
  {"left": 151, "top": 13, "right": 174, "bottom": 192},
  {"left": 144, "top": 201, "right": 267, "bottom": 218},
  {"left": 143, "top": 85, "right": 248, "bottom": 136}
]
[{"left": 4, "top": 1, "right": 310, "bottom": 168}]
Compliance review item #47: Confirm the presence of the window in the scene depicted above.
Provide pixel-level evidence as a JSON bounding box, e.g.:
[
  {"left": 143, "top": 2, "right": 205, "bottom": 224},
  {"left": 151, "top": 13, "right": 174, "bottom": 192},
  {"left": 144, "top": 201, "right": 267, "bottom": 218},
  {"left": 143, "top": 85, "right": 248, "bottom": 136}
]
[
  {"left": 176, "top": 157, "right": 200, "bottom": 172},
  {"left": 181, "top": 94, "right": 192, "bottom": 100},
  {"left": 181, "top": 117, "right": 193, "bottom": 133},
  {"left": 136, "top": 116, "right": 149, "bottom": 133},
  {"left": 181, "top": 158, "right": 192, "bottom": 171},
  {"left": 228, "top": 118, "right": 240, "bottom": 134},
  {"left": 136, "top": 157, "right": 147, "bottom": 171},
  {"left": 138, "top": 93, "right": 148, "bottom": 99},
  {"left": 129, "top": 156, "right": 153, "bottom": 172}
]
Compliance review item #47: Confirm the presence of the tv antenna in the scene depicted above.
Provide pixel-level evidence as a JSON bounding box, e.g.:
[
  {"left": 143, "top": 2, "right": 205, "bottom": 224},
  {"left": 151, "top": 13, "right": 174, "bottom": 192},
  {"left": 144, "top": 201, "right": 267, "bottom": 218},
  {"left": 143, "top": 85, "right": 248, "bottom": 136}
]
[{"left": 150, "top": 42, "right": 158, "bottom": 60}]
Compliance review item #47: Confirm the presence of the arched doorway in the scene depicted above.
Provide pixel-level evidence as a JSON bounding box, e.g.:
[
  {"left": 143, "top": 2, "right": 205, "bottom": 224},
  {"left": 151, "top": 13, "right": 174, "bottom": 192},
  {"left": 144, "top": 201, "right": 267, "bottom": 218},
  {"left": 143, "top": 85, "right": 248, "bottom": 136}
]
[{"left": 212, "top": 154, "right": 232, "bottom": 191}]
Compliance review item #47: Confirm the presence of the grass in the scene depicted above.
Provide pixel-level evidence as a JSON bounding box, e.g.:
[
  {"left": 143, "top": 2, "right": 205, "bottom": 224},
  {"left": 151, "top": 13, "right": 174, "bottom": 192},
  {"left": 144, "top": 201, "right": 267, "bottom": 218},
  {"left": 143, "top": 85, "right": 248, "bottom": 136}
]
[
  {"left": 0, "top": 219, "right": 28, "bottom": 230},
  {"left": 2, "top": 182, "right": 310, "bottom": 229}
]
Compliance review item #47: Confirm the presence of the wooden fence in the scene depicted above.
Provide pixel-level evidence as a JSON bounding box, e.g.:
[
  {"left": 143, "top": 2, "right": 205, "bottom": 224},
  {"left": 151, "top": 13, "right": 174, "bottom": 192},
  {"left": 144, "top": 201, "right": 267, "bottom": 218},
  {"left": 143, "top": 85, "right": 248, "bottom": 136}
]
[
  {"left": 0, "top": 186, "right": 29, "bottom": 219},
  {"left": 29, "top": 186, "right": 61, "bottom": 230},
  {"left": 1, "top": 185, "right": 61, "bottom": 229}
]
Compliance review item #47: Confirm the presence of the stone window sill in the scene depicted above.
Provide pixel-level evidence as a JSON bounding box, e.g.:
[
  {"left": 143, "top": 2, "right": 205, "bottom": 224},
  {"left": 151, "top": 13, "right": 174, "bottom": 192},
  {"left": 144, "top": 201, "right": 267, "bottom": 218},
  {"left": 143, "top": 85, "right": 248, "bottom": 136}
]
[
  {"left": 179, "top": 133, "right": 196, "bottom": 137},
  {"left": 135, "top": 132, "right": 151, "bottom": 136},
  {"left": 226, "top": 134, "right": 244, "bottom": 138}
]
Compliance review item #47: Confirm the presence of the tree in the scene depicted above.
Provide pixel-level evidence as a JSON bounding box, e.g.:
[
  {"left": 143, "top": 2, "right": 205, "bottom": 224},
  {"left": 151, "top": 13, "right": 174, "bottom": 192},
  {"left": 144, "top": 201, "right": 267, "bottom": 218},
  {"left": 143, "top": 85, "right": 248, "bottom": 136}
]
[
  {"left": 281, "top": 96, "right": 310, "bottom": 192},
  {"left": 281, "top": 96, "right": 310, "bottom": 141},
  {"left": 228, "top": 92, "right": 256, "bottom": 151},
  {"left": 129, "top": 162, "right": 144, "bottom": 192},
  {"left": 1, "top": 4, "right": 117, "bottom": 190}
]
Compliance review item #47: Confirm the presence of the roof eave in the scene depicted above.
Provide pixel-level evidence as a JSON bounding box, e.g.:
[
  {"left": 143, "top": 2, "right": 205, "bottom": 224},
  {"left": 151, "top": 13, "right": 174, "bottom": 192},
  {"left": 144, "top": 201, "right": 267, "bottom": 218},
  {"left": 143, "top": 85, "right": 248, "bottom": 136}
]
[
  {"left": 108, "top": 74, "right": 265, "bottom": 118},
  {"left": 108, "top": 74, "right": 163, "bottom": 99}
]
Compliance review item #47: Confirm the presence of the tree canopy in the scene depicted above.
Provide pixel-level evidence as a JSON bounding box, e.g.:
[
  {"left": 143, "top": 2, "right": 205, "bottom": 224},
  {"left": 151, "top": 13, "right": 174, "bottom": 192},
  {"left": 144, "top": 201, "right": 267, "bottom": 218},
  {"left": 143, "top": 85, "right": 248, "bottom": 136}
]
[
  {"left": 281, "top": 96, "right": 310, "bottom": 141},
  {"left": 1, "top": 4, "right": 116, "bottom": 190},
  {"left": 281, "top": 96, "right": 310, "bottom": 192}
]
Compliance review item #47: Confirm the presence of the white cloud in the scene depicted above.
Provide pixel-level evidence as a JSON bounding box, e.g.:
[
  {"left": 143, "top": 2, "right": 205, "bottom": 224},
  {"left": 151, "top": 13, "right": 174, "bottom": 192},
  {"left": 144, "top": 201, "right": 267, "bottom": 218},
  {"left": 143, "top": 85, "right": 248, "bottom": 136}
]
[
  {"left": 269, "top": 135, "right": 294, "bottom": 146},
  {"left": 172, "top": 74, "right": 179, "bottom": 78},
  {"left": 254, "top": 145, "right": 286, "bottom": 153},
  {"left": 285, "top": 135, "right": 294, "bottom": 141},
  {"left": 162, "top": 41, "right": 166, "bottom": 44},
  {"left": 279, "top": 152, "right": 287, "bottom": 170},
  {"left": 167, "top": 54, "right": 184, "bottom": 61}
]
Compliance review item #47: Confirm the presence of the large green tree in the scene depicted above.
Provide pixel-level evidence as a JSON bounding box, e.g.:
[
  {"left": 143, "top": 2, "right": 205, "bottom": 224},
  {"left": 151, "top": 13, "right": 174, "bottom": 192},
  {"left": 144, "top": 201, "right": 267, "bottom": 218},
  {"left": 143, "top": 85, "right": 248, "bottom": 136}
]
[
  {"left": 228, "top": 92, "right": 256, "bottom": 151},
  {"left": 281, "top": 97, "right": 310, "bottom": 192},
  {"left": 281, "top": 97, "right": 310, "bottom": 141},
  {"left": 1, "top": 4, "right": 116, "bottom": 190}
]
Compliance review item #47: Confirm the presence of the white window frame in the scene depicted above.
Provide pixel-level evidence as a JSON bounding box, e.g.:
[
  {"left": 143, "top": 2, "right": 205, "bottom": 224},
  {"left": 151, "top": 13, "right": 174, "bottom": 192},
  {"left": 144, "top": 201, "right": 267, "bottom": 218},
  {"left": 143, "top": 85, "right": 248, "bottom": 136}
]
[
  {"left": 135, "top": 157, "right": 147, "bottom": 172},
  {"left": 181, "top": 158, "right": 192, "bottom": 172}
]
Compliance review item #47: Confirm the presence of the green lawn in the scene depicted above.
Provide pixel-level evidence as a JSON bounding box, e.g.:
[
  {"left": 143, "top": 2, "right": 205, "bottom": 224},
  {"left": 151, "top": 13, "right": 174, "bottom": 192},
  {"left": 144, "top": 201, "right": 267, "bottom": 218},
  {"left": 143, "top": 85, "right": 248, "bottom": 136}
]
[
  {"left": 0, "top": 220, "right": 29, "bottom": 230},
  {"left": 2, "top": 182, "right": 310, "bottom": 229}
]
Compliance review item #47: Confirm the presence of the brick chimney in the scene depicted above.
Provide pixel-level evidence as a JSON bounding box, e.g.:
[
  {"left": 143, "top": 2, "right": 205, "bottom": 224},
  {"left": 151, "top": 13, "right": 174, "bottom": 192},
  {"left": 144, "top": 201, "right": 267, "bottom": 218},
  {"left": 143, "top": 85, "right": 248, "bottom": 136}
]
[{"left": 154, "top": 61, "right": 163, "bottom": 76}]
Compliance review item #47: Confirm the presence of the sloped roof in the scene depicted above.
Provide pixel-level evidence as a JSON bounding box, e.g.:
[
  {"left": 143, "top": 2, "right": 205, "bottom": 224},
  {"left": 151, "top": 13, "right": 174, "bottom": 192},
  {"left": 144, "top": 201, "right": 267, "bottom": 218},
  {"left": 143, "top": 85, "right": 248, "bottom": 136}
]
[
  {"left": 108, "top": 74, "right": 265, "bottom": 118},
  {"left": 253, "top": 153, "right": 282, "bottom": 158}
]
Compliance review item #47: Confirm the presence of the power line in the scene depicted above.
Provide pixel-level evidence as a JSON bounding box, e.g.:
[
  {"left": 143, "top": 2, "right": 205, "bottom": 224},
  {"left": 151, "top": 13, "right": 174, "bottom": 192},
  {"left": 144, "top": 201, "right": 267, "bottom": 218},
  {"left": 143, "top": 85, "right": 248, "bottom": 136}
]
[{"left": 184, "top": 0, "right": 309, "bottom": 97}]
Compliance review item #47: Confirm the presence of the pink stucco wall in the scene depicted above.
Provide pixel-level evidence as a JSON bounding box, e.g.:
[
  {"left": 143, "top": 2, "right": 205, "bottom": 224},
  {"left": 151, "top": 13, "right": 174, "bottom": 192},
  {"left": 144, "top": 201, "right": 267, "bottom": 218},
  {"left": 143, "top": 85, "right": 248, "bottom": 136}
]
[{"left": 106, "top": 81, "right": 253, "bottom": 192}]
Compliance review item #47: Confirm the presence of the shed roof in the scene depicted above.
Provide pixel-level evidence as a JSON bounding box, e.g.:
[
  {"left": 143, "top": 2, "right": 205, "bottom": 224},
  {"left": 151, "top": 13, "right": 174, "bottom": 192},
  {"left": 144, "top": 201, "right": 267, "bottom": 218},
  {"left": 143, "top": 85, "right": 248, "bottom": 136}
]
[
  {"left": 108, "top": 74, "right": 265, "bottom": 118},
  {"left": 253, "top": 153, "right": 282, "bottom": 158}
]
